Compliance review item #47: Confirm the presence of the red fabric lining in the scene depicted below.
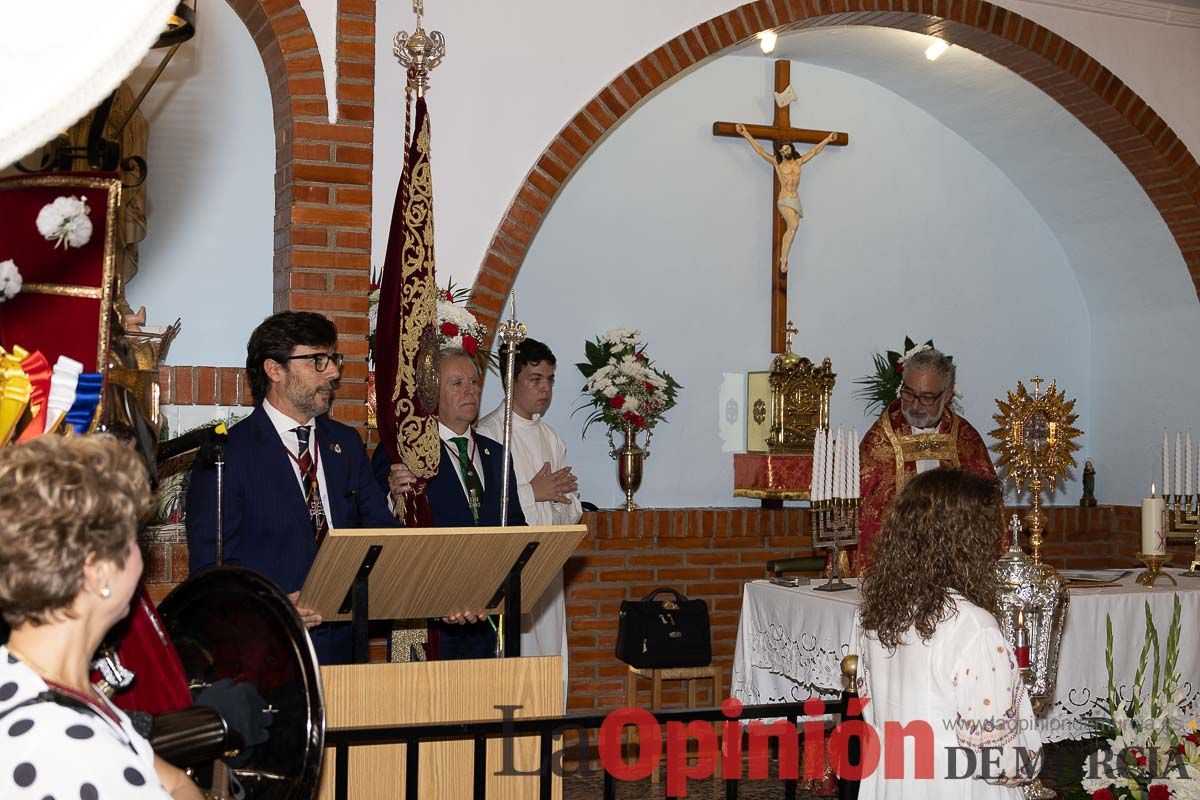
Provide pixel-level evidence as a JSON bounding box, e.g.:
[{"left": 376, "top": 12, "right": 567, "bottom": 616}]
[{"left": 0, "top": 173, "right": 117, "bottom": 372}]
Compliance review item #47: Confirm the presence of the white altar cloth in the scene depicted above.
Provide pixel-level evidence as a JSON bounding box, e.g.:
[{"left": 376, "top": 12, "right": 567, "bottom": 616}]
[{"left": 730, "top": 572, "right": 1200, "bottom": 741}]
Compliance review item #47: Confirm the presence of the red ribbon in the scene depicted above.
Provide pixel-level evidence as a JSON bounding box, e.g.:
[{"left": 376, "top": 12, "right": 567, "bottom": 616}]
[{"left": 16, "top": 349, "right": 50, "bottom": 442}]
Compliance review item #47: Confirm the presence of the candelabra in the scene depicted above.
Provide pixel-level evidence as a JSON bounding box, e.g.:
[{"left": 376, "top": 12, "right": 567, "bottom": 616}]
[
  {"left": 1163, "top": 494, "right": 1200, "bottom": 576},
  {"left": 812, "top": 497, "right": 858, "bottom": 592}
]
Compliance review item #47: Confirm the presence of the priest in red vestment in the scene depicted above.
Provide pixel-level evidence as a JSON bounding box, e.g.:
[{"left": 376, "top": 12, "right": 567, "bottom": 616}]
[{"left": 857, "top": 348, "right": 998, "bottom": 561}]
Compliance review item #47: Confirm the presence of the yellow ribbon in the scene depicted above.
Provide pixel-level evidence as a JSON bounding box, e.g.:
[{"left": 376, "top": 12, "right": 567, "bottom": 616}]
[{"left": 0, "top": 346, "right": 33, "bottom": 446}]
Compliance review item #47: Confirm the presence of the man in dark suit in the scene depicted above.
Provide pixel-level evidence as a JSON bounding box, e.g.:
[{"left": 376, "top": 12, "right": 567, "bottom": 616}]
[
  {"left": 373, "top": 347, "right": 525, "bottom": 659},
  {"left": 186, "top": 311, "right": 398, "bottom": 664}
]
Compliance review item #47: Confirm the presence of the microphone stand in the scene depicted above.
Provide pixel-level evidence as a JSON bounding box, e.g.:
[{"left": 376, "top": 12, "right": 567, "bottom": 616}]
[{"left": 214, "top": 438, "right": 225, "bottom": 566}]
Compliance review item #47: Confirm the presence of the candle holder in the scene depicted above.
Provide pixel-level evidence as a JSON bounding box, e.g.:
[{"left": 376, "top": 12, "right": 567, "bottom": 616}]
[
  {"left": 1136, "top": 553, "right": 1177, "bottom": 587},
  {"left": 812, "top": 497, "right": 858, "bottom": 592},
  {"left": 1164, "top": 493, "right": 1200, "bottom": 577}
]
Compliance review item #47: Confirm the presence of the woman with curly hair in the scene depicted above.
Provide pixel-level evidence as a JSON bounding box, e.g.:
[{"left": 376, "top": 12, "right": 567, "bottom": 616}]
[
  {"left": 856, "top": 468, "right": 1040, "bottom": 799},
  {"left": 0, "top": 435, "right": 200, "bottom": 799}
]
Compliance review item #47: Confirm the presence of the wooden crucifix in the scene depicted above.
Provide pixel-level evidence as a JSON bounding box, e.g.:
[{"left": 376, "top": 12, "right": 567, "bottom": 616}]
[{"left": 713, "top": 60, "right": 849, "bottom": 353}]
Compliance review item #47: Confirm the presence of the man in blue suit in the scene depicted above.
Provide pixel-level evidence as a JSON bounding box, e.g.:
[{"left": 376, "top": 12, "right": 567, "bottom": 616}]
[
  {"left": 373, "top": 347, "right": 526, "bottom": 659},
  {"left": 186, "top": 312, "right": 399, "bottom": 664}
]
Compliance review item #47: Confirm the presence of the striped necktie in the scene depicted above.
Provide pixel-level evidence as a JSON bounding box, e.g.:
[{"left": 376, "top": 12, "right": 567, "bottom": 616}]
[{"left": 294, "top": 425, "right": 329, "bottom": 546}]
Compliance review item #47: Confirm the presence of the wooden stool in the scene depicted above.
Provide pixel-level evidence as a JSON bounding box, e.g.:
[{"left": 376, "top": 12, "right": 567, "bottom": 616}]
[{"left": 624, "top": 664, "right": 725, "bottom": 783}]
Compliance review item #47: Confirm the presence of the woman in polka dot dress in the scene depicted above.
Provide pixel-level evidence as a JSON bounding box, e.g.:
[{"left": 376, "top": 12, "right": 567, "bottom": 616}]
[
  {"left": 0, "top": 436, "right": 201, "bottom": 799},
  {"left": 855, "top": 468, "right": 1042, "bottom": 799}
]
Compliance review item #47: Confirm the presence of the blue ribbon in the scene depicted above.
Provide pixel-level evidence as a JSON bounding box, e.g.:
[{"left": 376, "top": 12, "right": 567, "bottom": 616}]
[{"left": 65, "top": 372, "right": 103, "bottom": 433}]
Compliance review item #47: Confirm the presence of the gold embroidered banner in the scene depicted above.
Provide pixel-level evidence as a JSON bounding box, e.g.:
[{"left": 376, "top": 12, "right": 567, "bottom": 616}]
[{"left": 375, "top": 97, "right": 439, "bottom": 526}]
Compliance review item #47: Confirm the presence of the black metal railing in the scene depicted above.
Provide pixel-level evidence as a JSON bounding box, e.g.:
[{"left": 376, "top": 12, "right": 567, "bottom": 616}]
[{"left": 325, "top": 699, "right": 840, "bottom": 800}]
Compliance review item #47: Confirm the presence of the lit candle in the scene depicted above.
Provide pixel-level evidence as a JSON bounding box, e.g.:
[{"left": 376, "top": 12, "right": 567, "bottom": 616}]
[
  {"left": 1142, "top": 484, "right": 1167, "bottom": 555},
  {"left": 1015, "top": 608, "right": 1030, "bottom": 670},
  {"left": 1176, "top": 432, "right": 1183, "bottom": 498}
]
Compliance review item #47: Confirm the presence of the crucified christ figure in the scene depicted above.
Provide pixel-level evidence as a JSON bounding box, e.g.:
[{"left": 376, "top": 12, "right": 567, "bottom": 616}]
[{"left": 736, "top": 123, "right": 837, "bottom": 275}]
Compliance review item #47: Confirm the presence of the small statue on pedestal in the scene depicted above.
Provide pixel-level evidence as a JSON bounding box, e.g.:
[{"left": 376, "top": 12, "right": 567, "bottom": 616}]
[{"left": 1080, "top": 459, "right": 1097, "bottom": 507}]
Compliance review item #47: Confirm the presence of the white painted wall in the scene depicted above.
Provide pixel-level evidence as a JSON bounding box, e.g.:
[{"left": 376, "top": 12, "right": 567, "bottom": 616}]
[
  {"left": 125, "top": 0, "right": 274, "bottom": 367},
  {"left": 299, "top": 0, "right": 338, "bottom": 124},
  {"left": 372, "top": 0, "right": 1200, "bottom": 292},
  {"left": 477, "top": 57, "right": 1090, "bottom": 509}
]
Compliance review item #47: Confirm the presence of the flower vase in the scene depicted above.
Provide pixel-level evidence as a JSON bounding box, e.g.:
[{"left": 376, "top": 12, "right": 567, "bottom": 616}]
[{"left": 612, "top": 424, "right": 646, "bottom": 511}]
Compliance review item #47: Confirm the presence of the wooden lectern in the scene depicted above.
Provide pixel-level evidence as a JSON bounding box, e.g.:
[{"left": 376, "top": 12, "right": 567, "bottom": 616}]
[{"left": 299, "top": 524, "right": 587, "bottom": 800}]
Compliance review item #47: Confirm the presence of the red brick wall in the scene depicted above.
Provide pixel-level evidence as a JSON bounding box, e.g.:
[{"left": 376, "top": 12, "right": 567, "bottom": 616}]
[
  {"left": 159, "top": 0, "right": 376, "bottom": 422},
  {"left": 142, "top": 503, "right": 1192, "bottom": 709}
]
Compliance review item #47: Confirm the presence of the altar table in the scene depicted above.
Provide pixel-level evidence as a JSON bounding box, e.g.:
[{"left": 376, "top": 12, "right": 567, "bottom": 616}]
[{"left": 730, "top": 572, "right": 1200, "bottom": 741}]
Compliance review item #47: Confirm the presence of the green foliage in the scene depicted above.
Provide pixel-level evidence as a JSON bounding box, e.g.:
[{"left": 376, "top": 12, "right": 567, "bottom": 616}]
[{"left": 852, "top": 336, "right": 930, "bottom": 417}]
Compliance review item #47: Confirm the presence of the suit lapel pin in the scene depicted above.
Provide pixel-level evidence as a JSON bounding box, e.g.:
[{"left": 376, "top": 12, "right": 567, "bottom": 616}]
[
  {"left": 483, "top": 447, "right": 490, "bottom": 456},
  {"left": 331, "top": 443, "right": 342, "bottom": 453}
]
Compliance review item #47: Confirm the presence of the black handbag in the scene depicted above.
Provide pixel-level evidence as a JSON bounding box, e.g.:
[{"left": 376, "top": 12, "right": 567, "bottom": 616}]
[{"left": 615, "top": 587, "right": 711, "bottom": 668}]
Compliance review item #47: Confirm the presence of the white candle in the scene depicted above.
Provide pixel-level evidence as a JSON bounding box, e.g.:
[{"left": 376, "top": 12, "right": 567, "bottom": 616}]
[
  {"left": 851, "top": 428, "right": 861, "bottom": 499},
  {"left": 812, "top": 429, "right": 825, "bottom": 502},
  {"left": 837, "top": 426, "right": 846, "bottom": 499},
  {"left": 1189, "top": 431, "right": 1194, "bottom": 497},
  {"left": 1142, "top": 485, "right": 1167, "bottom": 555},
  {"left": 825, "top": 426, "right": 836, "bottom": 500},
  {"left": 1176, "top": 432, "right": 1183, "bottom": 497},
  {"left": 1163, "top": 431, "right": 1170, "bottom": 501}
]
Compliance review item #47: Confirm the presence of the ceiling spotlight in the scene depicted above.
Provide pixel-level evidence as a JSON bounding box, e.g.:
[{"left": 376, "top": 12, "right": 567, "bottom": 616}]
[
  {"left": 925, "top": 38, "right": 949, "bottom": 61},
  {"left": 757, "top": 30, "right": 778, "bottom": 55}
]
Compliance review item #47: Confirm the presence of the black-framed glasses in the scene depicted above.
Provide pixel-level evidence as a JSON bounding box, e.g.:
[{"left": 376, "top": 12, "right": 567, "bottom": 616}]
[
  {"left": 899, "top": 386, "right": 945, "bottom": 407},
  {"left": 282, "top": 352, "right": 344, "bottom": 372}
]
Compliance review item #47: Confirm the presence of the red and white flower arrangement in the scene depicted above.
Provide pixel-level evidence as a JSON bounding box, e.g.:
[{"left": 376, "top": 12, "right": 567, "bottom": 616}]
[
  {"left": 576, "top": 328, "right": 681, "bottom": 435},
  {"left": 367, "top": 276, "right": 491, "bottom": 368},
  {"left": 435, "top": 280, "right": 487, "bottom": 358}
]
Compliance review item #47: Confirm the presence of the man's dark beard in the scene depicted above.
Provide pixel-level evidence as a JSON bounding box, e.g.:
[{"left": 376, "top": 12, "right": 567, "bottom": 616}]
[{"left": 287, "top": 374, "right": 339, "bottom": 417}]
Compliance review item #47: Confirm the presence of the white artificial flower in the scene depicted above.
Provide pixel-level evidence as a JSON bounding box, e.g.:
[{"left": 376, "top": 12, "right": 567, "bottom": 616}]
[
  {"left": 603, "top": 327, "right": 641, "bottom": 347},
  {"left": 0, "top": 259, "right": 22, "bottom": 302},
  {"left": 899, "top": 343, "right": 932, "bottom": 363},
  {"left": 36, "top": 195, "right": 93, "bottom": 249},
  {"left": 623, "top": 397, "right": 640, "bottom": 413},
  {"left": 601, "top": 384, "right": 618, "bottom": 398},
  {"left": 368, "top": 303, "right": 378, "bottom": 332},
  {"left": 1079, "top": 776, "right": 1115, "bottom": 796}
]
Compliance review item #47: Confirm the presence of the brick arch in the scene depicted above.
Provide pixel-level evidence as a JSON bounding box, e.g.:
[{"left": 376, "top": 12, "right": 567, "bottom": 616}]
[
  {"left": 161, "top": 0, "right": 376, "bottom": 420},
  {"left": 469, "top": 0, "right": 1200, "bottom": 334}
]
